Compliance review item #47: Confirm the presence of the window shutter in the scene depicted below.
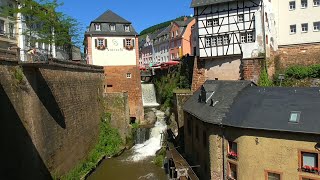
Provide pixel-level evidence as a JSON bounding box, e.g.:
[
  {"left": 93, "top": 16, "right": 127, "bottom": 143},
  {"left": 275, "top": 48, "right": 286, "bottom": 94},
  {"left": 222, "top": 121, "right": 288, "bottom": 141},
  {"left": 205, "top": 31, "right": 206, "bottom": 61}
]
[
  {"left": 105, "top": 39, "right": 107, "bottom": 47},
  {"left": 123, "top": 39, "right": 126, "bottom": 47},
  {"left": 95, "top": 39, "right": 97, "bottom": 48},
  {"left": 132, "top": 39, "right": 135, "bottom": 47}
]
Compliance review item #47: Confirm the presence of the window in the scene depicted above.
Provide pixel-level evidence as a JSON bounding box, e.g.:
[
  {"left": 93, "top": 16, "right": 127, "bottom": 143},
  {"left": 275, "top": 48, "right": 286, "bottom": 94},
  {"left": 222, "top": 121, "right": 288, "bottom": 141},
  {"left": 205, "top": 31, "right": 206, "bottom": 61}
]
[
  {"left": 247, "top": 32, "right": 254, "bottom": 42},
  {"left": 98, "top": 39, "right": 104, "bottom": 46},
  {"left": 240, "top": 33, "right": 246, "bottom": 43},
  {"left": 0, "top": 20, "right": 4, "bottom": 35},
  {"left": 314, "top": 0, "right": 320, "bottom": 6},
  {"left": 238, "top": 14, "right": 244, "bottom": 22},
  {"left": 126, "top": 73, "right": 132, "bottom": 78},
  {"left": 213, "top": 18, "right": 219, "bottom": 26},
  {"left": 301, "top": 0, "right": 308, "bottom": 8},
  {"left": 9, "top": 23, "right": 14, "bottom": 37},
  {"left": 206, "top": 37, "right": 211, "bottom": 47},
  {"left": 176, "top": 52, "right": 179, "bottom": 59},
  {"left": 314, "top": 22, "right": 320, "bottom": 31},
  {"left": 228, "top": 163, "right": 237, "bottom": 180},
  {"left": 289, "top": 111, "right": 300, "bottom": 123},
  {"left": 290, "top": 25, "right": 297, "bottom": 34},
  {"left": 217, "top": 36, "right": 222, "bottom": 45},
  {"left": 95, "top": 24, "right": 101, "bottom": 31},
  {"left": 223, "top": 35, "right": 229, "bottom": 45},
  {"left": 206, "top": 19, "right": 213, "bottom": 27},
  {"left": 266, "top": 171, "right": 281, "bottom": 180},
  {"left": 302, "top": 23, "right": 308, "bottom": 32},
  {"left": 228, "top": 141, "right": 238, "bottom": 160},
  {"left": 299, "top": 151, "right": 320, "bottom": 174},
  {"left": 124, "top": 25, "right": 130, "bottom": 32},
  {"left": 211, "top": 37, "right": 216, "bottom": 46},
  {"left": 125, "top": 39, "right": 132, "bottom": 46},
  {"left": 289, "top": 1, "right": 296, "bottom": 10},
  {"left": 110, "top": 24, "right": 116, "bottom": 31}
]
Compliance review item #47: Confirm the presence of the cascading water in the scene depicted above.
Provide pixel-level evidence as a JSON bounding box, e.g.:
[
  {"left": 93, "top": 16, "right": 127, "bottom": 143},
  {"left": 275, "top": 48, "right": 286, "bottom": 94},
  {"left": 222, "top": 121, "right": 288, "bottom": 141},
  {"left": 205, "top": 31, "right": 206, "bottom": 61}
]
[
  {"left": 129, "top": 110, "right": 167, "bottom": 162},
  {"left": 141, "top": 83, "right": 160, "bottom": 107}
]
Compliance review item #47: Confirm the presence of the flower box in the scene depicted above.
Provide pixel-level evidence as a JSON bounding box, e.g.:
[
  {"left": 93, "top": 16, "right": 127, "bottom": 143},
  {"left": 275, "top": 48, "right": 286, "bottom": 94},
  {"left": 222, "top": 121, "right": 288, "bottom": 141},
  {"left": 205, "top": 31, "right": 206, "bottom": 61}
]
[
  {"left": 97, "top": 45, "right": 105, "bottom": 50},
  {"left": 125, "top": 45, "right": 134, "bottom": 50},
  {"left": 301, "top": 166, "right": 319, "bottom": 174},
  {"left": 227, "top": 151, "right": 238, "bottom": 160}
]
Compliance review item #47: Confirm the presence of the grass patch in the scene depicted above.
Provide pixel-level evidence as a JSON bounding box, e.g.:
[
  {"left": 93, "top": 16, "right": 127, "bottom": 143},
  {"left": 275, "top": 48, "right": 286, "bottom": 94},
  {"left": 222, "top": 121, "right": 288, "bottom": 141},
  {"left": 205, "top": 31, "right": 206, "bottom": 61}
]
[
  {"left": 12, "top": 67, "right": 24, "bottom": 84},
  {"left": 60, "top": 112, "right": 123, "bottom": 179}
]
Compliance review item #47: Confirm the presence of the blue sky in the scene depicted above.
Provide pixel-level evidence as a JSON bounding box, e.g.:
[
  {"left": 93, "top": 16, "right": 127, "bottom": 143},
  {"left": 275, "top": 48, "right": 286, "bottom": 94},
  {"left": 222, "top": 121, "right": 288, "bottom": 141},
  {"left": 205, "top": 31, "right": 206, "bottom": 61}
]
[{"left": 58, "top": 0, "right": 193, "bottom": 35}]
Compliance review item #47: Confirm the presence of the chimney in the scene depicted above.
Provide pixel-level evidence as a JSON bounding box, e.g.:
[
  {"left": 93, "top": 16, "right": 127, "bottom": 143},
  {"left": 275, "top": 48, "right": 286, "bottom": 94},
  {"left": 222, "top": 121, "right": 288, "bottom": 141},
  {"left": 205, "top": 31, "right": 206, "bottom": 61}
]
[{"left": 184, "top": 16, "right": 188, "bottom": 21}]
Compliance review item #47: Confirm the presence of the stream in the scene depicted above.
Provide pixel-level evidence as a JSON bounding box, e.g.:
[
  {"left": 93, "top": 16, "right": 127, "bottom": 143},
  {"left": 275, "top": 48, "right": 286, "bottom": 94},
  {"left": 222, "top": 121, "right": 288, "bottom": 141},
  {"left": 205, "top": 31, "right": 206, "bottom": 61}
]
[{"left": 87, "top": 110, "right": 168, "bottom": 180}]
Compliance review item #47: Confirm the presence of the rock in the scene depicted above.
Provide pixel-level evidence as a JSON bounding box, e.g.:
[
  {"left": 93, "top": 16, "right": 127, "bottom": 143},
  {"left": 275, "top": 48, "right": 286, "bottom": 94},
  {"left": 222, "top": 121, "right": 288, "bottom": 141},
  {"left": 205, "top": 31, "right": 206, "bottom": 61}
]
[
  {"left": 164, "top": 107, "right": 171, "bottom": 117},
  {"left": 144, "top": 111, "right": 157, "bottom": 124},
  {"left": 311, "top": 79, "right": 320, "bottom": 87}
]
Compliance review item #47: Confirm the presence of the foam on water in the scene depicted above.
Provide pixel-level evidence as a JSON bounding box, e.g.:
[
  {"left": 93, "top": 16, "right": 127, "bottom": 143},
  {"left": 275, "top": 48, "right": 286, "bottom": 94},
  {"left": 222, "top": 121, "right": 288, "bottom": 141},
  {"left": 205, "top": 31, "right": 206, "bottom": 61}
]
[{"left": 130, "top": 111, "right": 167, "bottom": 162}]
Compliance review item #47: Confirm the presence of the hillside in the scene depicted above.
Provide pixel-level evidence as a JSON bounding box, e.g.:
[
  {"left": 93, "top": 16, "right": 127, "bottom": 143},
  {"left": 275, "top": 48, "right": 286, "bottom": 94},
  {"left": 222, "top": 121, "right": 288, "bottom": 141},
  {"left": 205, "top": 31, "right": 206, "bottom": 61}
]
[{"left": 139, "top": 16, "right": 191, "bottom": 36}]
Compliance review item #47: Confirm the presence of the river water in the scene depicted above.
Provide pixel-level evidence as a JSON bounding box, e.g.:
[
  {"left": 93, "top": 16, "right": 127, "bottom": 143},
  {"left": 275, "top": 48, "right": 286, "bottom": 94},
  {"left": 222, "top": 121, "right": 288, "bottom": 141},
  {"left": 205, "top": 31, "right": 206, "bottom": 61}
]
[{"left": 88, "top": 110, "right": 167, "bottom": 180}]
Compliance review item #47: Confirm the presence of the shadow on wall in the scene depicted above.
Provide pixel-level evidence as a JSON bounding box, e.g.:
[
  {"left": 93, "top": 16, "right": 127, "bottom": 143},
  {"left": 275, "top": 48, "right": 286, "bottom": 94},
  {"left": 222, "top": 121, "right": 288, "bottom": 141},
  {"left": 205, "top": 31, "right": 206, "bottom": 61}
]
[
  {"left": 24, "top": 68, "right": 66, "bottom": 129},
  {"left": 0, "top": 83, "right": 52, "bottom": 179}
]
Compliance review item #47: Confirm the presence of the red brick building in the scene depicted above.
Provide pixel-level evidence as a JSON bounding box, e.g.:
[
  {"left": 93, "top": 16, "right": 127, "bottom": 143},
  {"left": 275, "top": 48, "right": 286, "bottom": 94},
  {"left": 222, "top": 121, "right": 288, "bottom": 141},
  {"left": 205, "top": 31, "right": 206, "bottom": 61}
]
[{"left": 84, "top": 10, "right": 143, "bottom": 121}]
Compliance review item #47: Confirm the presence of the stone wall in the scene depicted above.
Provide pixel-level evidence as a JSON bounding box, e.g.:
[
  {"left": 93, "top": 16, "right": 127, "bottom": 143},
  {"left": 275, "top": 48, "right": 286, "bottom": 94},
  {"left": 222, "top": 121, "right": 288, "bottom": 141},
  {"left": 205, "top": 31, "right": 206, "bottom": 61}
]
[
  {"left": 104, "top": 65, "right": 144, "bottom": 122},
  {"left": 0, "top": 59, "right": 104, "bottom": 178},
  {"left": 191, "top": 56, "right": 206, "bottom": 92},
  {"left": 104, "top": 92, "right": 130, "bottom": 140}
]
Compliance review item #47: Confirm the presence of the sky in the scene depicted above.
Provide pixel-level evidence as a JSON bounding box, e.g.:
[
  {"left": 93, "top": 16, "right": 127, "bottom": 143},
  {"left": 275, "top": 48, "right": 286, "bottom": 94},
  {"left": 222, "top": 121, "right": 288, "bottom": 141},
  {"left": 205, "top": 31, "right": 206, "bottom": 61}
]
[{"left": 58, "top": 0, "right": 193, "bottom": 36}]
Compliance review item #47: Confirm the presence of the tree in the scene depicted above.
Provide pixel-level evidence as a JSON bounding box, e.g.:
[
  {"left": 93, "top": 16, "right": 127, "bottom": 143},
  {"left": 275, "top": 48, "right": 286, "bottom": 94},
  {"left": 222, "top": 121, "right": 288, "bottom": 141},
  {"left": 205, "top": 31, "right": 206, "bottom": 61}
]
[{"left": 4, "top": 0, "right": 81, "bottom": 57}]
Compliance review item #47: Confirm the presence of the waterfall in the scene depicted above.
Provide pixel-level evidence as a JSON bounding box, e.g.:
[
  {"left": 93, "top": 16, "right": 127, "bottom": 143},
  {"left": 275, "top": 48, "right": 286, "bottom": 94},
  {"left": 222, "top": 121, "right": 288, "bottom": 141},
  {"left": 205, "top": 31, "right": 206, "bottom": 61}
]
[
  {"left": 141, "top": 83, "right": 159, "bottom": 107},
  {"left": 135, "top": 128, "right": 150, "bottom": 144},
  {"left": 130, "top": 110, "right": 167, "bottom": 162}
]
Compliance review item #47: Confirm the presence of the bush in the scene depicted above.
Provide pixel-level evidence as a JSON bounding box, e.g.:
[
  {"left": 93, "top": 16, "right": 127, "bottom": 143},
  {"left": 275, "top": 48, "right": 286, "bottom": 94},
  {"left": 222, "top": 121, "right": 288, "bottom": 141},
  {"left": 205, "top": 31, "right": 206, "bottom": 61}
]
[
  {"left": 285, "top": 64, "right": 320, "bottom": 79},
  {"left": 258, "top": 69, "right": 273, "bottom": 87},
  {"left": 60, "top": 113, "right": 123, "bottom": 179}
]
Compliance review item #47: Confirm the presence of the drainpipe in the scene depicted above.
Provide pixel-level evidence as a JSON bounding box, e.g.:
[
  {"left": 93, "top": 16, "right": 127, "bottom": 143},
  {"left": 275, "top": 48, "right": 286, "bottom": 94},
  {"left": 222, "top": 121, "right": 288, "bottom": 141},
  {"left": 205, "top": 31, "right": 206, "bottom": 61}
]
[{"left": 261, "top": 1, "right": 268, "bottom": 72}]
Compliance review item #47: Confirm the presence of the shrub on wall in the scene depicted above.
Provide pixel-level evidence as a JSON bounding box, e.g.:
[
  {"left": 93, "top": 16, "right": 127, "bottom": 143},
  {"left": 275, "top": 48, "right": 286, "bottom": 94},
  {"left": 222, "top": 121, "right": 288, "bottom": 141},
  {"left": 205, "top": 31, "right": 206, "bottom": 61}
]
[{"left": 285, "top": 65, "right": 320, "bottom": 79}]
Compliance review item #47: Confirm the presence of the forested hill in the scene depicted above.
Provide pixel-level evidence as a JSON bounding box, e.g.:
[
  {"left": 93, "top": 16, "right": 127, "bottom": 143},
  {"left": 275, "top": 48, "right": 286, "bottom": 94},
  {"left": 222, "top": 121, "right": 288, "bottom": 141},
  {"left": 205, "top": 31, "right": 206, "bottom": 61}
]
[{"left": 139, "top": 16, "right": 190, "bottom": 36}]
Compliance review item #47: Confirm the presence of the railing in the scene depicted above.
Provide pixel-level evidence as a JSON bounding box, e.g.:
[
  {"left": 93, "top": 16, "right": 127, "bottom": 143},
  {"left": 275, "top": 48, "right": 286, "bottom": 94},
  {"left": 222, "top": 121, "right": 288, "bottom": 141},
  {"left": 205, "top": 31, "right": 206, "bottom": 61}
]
[{"left": 21, "top": 49, "right": 48, "bottom": 62}]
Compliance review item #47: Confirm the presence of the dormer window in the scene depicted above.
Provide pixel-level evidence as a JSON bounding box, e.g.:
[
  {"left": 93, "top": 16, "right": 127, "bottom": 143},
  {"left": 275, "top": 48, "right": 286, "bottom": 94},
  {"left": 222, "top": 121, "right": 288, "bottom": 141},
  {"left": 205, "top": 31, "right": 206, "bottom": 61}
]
[
  {"left": 289, "top": 111, "right": 301, "bottom": 123},
  {"left": 124, "top": 25, "right": 130, "bottom": 32},
  {"left": 110, "top": 24, "right": 116, "bottom": 31},
  {"left": 95, "top": 24, "right": 101, "bottom": 31}
]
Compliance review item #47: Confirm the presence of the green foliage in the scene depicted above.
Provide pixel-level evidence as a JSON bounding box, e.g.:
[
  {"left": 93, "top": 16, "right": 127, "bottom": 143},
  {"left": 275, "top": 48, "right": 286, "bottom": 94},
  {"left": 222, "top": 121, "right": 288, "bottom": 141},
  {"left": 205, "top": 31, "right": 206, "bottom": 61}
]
[
  {"left": 285, "top": 64, "right": 320, "bottom": 79},
  {"left": 258, "top": 68, "right": 273, "bottom": 87},
  {"left": 61, "top": 112, "right": 122, "bottom": 180},
  {"left": 13, "top": 67, "right": 24, "bottom": 84},
  {"left": 131, "top": 122, "right": 139, "bottom": 129},
  {"left": 140, "top": 16, "right": 190, "bottom": 35},
  {"left": 153, "top": 147, "right": 166, "bottom": 167}
]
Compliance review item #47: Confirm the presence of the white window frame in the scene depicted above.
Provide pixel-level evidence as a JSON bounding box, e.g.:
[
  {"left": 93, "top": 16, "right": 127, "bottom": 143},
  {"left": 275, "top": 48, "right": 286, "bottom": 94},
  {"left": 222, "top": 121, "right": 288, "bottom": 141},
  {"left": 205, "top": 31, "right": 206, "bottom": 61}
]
[
  {"left": 314, "top": 22, "right": 320, "bottom": 31},
  {"left": 95, "top": 24, "right": 101, "bottom": 31},
  {"left": 206, "top": 19, "right": 213, "bottom": 27},
  {"left": 98, "top": 39, "right": 104, "bottom": 46},
  {"left": 301, "top": 0, "right": 308, "bottom": 8},
  {"left": 206, "top": 37, "right": 211, "bottom": 47},
  {"left": 223, "top": 35, "right": 229, "bottom": 45},
  {"left": 126, "top": 73, "right": 132, "bottom": 78},
  {"left": 238, "top": 14, "right": 244, "bottom": 22},
  {"left": 213, "top": 18, "right": 219, "bottom": 26},
  {"left": 247, "top": 32, "right": 253, "bottom": 43},
  {"left": 124, "top": 25, "right": 130, "bottom": 32},
  {"left": 125, "top": 39, "right": 132, "bottom": 47},
  {"left": 301, "top": 23, "right": 308, "bottom": 32},
  {"left": 290, "top": 24, "right": 297, "bottom": 34},
  {"left": 211, "top": 37, "right": 216, "bottom": 47},
  {"left": 240, "top": 33, "right": 246, "bottom": 43},
  {"left": 314, "top": 0, "right": 320, "bottom": 6},
  {"left": 217, "top": 36, "right": 222, "bottom": 45},
  {"left": 110, "top": 24, "right": 116, "bottom": 31},
  {"left": 289, "top": 1, "right": 296, "bottom": 10}
]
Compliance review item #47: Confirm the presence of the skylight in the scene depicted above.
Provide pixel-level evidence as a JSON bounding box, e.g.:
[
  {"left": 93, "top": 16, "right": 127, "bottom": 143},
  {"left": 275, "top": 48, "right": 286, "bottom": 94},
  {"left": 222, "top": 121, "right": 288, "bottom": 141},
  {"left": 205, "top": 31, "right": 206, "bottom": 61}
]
[{"left": 289, "top": 111, "right": 301, "bottom": 123}]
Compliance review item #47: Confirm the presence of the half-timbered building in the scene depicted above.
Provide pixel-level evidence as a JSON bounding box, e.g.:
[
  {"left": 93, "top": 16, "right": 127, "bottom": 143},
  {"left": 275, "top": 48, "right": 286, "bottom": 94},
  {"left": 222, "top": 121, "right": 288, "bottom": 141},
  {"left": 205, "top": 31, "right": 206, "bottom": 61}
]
[{"left": 191, "top": 0, "right": 276, "bottom": 89}]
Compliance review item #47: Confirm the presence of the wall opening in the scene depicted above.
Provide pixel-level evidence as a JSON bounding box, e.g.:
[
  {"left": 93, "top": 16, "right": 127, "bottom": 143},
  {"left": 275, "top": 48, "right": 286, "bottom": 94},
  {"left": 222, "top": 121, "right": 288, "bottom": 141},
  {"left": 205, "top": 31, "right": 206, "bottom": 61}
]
[{"left": 130, "top": 117, "right": 136, "bottom": 124}]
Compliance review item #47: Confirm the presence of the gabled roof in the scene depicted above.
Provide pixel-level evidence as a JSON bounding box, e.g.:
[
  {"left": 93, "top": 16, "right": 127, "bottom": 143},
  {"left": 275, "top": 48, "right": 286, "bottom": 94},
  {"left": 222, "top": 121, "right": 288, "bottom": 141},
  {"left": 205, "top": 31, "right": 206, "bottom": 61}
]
[
  {"left": 184, "top": 80, "right": 320, "bottom": 135},
  {"left": 92, "top": 10, "right": 130, "bottom": 23},
  {"left": 191, "top": 0, "right": 238, "bottom": 8},
  {"left": 184, "top": 80, "right": 253, "bottom": 124}
]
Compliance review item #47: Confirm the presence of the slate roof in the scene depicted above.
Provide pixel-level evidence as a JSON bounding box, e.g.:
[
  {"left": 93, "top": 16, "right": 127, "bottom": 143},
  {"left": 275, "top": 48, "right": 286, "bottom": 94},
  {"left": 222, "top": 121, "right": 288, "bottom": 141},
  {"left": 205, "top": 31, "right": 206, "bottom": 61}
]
[
  {"left": 184, "top": 80, "right": 320, "bottom": 135},
  {"left": 184, "top": 80, "right": 253, "bottom": 124},
  {"left": 92, "top": 10, "right": 130, "bottom": 23},
  {"left": 225, "top": 87, "right": 320, "bottom": 135},
  {"left": 85, "top": 10, "right": 138, "bottom": 36},
  {"left": 191, "top": 0, "right": 239, "bottom": 7}
]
